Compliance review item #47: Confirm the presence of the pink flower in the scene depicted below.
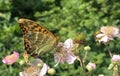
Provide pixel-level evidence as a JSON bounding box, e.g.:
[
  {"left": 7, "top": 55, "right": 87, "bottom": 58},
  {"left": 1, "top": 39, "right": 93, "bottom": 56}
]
[
  {"left": 101, "top": 26, "right": 119, "bottom": 37},
  {"left": 54, "top": 39, "right": 76, "bottom": 66},
  {"left": 2, "top": 51, "right": 19, "bottom": 65},
  {"left": 96, "top": 26, "right": 120, "bottom": 43},
  {"left": 86, "top": 62, "right": 96, "bottom": 71},
  {"left": 111, "top": 55, "right": 120, "bottom": 64}
]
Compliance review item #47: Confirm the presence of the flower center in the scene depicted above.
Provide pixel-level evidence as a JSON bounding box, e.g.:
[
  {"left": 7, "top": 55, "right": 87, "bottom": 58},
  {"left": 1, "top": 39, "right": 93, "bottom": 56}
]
[
  {"left": 103, "top": 26, "right": 116, "bottom": 36},
  {"left": 7, "top": 54, "right": 15, "bottom": 60}
]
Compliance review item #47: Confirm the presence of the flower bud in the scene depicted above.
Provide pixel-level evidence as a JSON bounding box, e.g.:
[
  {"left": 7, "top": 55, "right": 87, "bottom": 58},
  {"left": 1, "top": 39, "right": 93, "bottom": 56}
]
[
  {"left": 48, "top": 68, "right": 56, "bottom": 75},
  {"left": 19, "top": 60, "right": 25, "bottom": 65},
  {"left": 111, "top": 55, "right": 120, "bottom": 64},
  {"left": 113, "top": 65, "right": 118, "bottom": 71},
  {"left": 84, "top": 46, "right": 91, "bottom": 51},
  {"left": 37, "top": 63, "right": 43, "bottom": 68},
  {"left": 108, "top": 63, "right": 114, "bottom": 70},
  {"left": 86, "top": 62, "right": 96, "bottom": 71},
  {"left": 98, "top": 74, "right": 104, "bottom": 76}
]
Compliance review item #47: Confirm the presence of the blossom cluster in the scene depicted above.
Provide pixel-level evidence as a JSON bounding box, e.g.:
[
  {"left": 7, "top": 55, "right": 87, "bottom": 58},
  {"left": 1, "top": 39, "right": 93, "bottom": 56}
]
[{"left": 2, "top": 26, "right": 120, "bottom": 76}]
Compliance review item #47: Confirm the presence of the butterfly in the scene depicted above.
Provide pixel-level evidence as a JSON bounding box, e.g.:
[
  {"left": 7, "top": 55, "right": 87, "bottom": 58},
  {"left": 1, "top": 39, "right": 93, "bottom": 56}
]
[{"left": 18, "top": 18, "right": 59, "bottom": 63}]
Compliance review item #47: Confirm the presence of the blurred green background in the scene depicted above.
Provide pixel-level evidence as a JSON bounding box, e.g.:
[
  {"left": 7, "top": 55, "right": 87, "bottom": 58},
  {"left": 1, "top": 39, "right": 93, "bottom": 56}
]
[{"left": 0, "top": 0, "right": 120, "bottom": 76}]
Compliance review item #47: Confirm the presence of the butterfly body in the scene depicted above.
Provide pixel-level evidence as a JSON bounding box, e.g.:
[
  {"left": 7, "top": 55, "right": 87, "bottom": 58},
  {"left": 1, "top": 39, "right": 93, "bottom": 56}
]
[{"left": 18, "top": 19, "right": 58, "bottom": 58}]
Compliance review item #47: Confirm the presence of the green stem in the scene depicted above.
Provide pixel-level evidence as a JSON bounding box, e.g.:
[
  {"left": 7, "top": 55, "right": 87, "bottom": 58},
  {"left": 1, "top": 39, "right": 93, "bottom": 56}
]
[
  {"left": 9, "top": 65, "right": 13, "bottom": 73},
  {"left": 118, "top": 64, "right": 120, "bottom": 76},
  {"left": 76, "top": 46, "right": 86, "bottom": 76},
  {"left": 77, "top": 56, "right": 86, "bottom": 76},
  {"left": 83, "top": 51, "right": 88, "bottom": 63}
]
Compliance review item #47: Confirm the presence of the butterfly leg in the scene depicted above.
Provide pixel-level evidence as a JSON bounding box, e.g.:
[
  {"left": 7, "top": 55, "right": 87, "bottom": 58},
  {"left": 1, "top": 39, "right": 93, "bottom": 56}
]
[{"left": 23, "top": 51, "right": 30, "bottom": 64}]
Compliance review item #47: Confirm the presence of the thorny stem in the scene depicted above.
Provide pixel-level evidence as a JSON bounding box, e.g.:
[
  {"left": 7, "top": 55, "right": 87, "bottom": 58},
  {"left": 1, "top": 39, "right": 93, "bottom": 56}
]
[
  {"left": 76, "top": 48, "right": 86, "bottom": 76},
  {"left": 106, "top": 44, "right": 112, "bottom": 58},
  {"left": 77, "top": 56, "right": 86, "bottom": 76},
  {"left": 107, "top": 48, "right": 112, "bottom": 58},
  {"left": 75, "top": 48, "right": 83, "bottom": 67},
  {"left": 105, "top": 44, "right": 112, "bottom": 58},
  {"left": 76, "top": 56, "right": 83, "bottom": 67}
]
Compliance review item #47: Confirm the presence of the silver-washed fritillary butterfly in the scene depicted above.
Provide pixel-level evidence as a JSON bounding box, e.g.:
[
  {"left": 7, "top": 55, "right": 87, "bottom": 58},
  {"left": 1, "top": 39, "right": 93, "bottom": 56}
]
[{"left": 18, "top": 18, "right": 58, "bottom": 63}]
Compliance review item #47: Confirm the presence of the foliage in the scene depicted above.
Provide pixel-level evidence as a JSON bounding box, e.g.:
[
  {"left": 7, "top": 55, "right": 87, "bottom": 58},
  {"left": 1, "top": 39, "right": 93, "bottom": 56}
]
[{"left": 0, "top": 0, "right": 120, "bottom": 76}]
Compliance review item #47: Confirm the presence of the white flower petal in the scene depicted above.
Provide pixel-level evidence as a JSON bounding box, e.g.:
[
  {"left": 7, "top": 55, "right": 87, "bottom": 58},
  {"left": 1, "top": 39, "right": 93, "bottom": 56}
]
[
  {"left": 54, "top": 53, "right": 61, "bottom": 63},
  {"left": 64, "top": 39, "right": 73, "bottom": 49},
  {"left": 108, "top": 36, "right": 113, "bottom": 40},
  {"left": 100, "top": 26, "right": 106, "bottom": 33},
  {"left": 96, "top": 34, "right": 105, "bottom": 38},
  {"left": 99, "top": 36, "right": 109, "bottom": 42},
  {"left": 39, "top": 63, "right": 49, "bottom": 76},
  {"left": 113, "top": 27, "right": 119, "bottom": 35},
  {"left": 19, "top": 72, "right": 24, "bottom": 76},
  {"left": 65, "top": 52, "right": 76, "bottom": 64},
  {"left": 112, "top": 27, "right": 120, "bottom": 37},
  {"left": 54, "top": 53, "right": 61, "bottom": 67}
]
